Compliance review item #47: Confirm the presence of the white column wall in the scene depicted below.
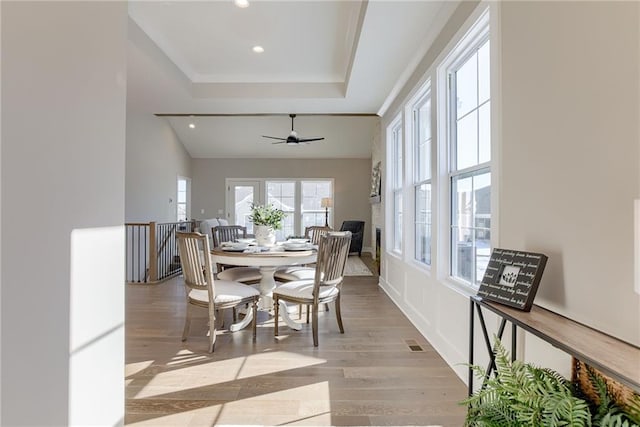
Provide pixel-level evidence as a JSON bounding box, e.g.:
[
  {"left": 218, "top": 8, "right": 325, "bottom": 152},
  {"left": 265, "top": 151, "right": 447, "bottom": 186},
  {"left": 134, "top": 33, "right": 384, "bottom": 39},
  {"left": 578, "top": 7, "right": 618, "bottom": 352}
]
[
  {"left": 380, "top": 0, "right": 640, "bottom": 385},
  {"left": 1, "top": 2, "right": 127, "bottom": 425}
]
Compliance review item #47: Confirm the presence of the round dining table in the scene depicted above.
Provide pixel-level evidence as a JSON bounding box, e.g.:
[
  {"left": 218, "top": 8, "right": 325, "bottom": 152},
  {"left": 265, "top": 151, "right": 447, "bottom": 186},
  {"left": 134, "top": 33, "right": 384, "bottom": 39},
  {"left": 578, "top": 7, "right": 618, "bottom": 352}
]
[{"left": 210, "top": 246, "right": 317, "bottom": 331}]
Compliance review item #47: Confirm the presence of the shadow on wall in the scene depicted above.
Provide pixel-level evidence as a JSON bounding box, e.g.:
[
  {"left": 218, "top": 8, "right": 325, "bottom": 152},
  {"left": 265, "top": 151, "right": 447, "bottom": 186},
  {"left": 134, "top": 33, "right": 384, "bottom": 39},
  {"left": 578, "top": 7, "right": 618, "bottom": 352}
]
[{"left": 531, "top": 247, "right": 566, "bottom": 308}]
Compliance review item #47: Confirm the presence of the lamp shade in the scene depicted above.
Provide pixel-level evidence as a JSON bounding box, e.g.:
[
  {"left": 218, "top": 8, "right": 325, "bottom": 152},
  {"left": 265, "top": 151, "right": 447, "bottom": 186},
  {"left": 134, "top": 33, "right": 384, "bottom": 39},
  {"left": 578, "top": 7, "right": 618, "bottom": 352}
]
[{"left": 321, "top": 197, "right": 333, "bottom": 208}]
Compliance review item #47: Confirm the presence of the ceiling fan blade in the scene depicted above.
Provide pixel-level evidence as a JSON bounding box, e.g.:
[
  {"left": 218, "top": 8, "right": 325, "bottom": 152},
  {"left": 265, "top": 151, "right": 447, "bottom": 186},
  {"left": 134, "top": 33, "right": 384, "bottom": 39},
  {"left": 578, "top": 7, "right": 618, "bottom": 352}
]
[
  {"left": 272, "top": 141, "right": 287, "bottom": 144},
  {"left": 262, "top": 135, "right": 286, "bottom": 141},
  {"left": 297, "top": 137, "right": 325, "bottom": 143}
]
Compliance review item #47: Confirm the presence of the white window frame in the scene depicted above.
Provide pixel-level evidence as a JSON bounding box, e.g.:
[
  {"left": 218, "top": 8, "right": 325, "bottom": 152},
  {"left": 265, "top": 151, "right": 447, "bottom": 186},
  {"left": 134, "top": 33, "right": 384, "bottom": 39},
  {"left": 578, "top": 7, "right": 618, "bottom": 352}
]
[
  {"left": 226, "top": 178, "right": 334, "bottom": 236},
  {"left": 437, "top": 6, "right": 494, "bottom": 289},
  {"left": 387, "top": 115, "right": 404, "bottom": 255},
  {"left": 177, "top": 176, "right": 191, "bottom": 221},
  {"left": 410, "top": 81, "right": 433, "bottom": 267}
]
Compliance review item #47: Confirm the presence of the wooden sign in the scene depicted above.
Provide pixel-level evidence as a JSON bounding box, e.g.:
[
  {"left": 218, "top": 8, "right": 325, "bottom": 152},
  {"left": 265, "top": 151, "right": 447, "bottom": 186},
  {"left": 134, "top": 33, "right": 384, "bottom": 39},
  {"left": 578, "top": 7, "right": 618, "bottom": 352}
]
[{"left": 477, "top": 248, "right": 548, "bottom": 311}]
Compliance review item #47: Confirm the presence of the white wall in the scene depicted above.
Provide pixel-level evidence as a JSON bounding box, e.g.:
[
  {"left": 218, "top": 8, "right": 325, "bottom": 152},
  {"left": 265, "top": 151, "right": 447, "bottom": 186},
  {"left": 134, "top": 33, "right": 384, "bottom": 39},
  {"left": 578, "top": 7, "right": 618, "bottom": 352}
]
[
  {"left": 1, "top": 2, "right": 127, "bottom": 425},
  {"left": 192, "top": 158, "right": 373, "bottom": 248},
  {"left": 379, "top": 0, "right": 640, "bottom": 385},
  {"left": 125, "top": 109, "right": 192, "bottom": 223},
  {"left": 500, "top": 0, "right": 640, "bottom": 346}
]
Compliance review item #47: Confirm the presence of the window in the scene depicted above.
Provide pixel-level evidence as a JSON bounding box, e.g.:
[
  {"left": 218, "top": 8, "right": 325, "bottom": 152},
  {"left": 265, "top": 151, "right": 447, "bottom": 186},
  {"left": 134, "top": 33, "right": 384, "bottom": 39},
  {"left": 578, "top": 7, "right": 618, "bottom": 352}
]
[
  {"left": 412, "top": 84, "right": 432, "bottom": 265},
  {"left": 389, "top": 117, "right": 403, "bottom": 253},
  {"left": 259, "top": 179, "right": 333, "bottom": 241},
  {"left": 177, "top": 176, "right": 190, "bottom": 221},
  {"left": 301, "top": 181, "right": 332, "bottom": 228},
  {"left": 448, "top": 31, "right": 491, "bottom": 286}
]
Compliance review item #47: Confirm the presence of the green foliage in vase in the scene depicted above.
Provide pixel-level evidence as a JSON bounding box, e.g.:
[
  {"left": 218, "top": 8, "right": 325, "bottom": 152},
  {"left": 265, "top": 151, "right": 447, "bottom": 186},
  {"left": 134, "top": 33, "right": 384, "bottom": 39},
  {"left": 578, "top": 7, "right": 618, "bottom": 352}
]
[
  {"left": 462, "top": 338, "right": 640, "bottom": 427},
  {"left": 248, "top": 203, "right": 285, "bottom": 230}
]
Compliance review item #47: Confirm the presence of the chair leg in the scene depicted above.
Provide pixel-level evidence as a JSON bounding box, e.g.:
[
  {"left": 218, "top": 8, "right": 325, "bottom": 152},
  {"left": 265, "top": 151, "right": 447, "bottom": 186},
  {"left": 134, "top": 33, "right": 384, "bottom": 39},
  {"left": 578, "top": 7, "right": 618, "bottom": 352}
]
[
  {"left": 298, "top": 304, "right": 303, "bottom": 320},
  {"left": 274, "top": 296, "right": 280, "bottom": 337},
  {"left": 335, "top": 295, "right": 344, "bottom": 334},
  {"left": 312, "top": 303, "right": 319, "bottom": 347},
  {"left": 182, "top": 304, "right": 192, "bottom": 342},
  {"left": 233, "top": 307, "right": 237, "bottom": 322},
  {"left": 306, "top": 304, "right": 310, "bottom": 324},
  {"left": 251, "top": 299, "right": 258, "bottom": 342},
  {"left": 208, "top": 310, "right": 217, "bottom": 353}
]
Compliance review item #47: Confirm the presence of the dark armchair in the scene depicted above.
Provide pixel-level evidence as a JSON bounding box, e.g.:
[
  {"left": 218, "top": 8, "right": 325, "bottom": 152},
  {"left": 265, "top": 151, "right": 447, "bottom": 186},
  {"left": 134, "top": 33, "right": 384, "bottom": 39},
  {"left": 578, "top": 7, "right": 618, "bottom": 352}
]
[{"left": 339, "top": 220, "right": 365, "bottom": 256}]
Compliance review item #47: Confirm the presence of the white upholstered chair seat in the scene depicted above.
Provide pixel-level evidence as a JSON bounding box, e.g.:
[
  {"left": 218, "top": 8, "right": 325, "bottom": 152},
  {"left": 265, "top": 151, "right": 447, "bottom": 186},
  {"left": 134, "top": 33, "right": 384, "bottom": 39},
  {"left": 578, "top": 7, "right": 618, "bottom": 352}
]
[
  {"left": 274, "top": 279, "right": 339, "bottom": 300},
  {"left": 188, "top": 280, "right": 259, "bottom": 304},
  {"left": 274, "top": 266, "right": 316, "bottom": 282},
  {"left": 217, "top": 266, "right": 262, "bottom": 283}
]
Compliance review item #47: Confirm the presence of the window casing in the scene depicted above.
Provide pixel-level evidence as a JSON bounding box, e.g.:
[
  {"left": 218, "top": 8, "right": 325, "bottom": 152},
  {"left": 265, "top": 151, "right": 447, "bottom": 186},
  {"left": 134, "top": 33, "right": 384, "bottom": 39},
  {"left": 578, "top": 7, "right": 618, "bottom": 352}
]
[
  {"left": 448, "top": 34, "right": 491, "bottom": 286},
  {"left": 412, "top": 84, "right": 432, "bottom": 266}
]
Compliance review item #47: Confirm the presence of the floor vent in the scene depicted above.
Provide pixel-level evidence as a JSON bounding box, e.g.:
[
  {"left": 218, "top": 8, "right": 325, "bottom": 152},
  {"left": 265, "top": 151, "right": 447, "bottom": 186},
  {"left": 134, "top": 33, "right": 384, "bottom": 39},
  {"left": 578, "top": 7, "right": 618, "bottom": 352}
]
[{"left": 405, "top": 339, "right": 424, "bottom": 352}]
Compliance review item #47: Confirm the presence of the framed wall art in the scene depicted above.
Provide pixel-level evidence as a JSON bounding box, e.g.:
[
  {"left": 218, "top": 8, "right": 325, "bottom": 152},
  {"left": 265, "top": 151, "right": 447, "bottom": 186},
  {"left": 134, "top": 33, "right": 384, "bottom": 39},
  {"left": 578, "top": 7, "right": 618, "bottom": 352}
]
[{"left": 476, "top": 248, "right": 548, "bottom": 311}]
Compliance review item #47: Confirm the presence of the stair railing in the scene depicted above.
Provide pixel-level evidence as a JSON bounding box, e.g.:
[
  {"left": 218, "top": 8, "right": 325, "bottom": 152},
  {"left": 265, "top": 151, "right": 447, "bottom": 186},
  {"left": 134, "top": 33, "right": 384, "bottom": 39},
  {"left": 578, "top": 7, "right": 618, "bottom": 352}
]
[{"left": 125, "top": 220, "right": 198, "bottom": 284}]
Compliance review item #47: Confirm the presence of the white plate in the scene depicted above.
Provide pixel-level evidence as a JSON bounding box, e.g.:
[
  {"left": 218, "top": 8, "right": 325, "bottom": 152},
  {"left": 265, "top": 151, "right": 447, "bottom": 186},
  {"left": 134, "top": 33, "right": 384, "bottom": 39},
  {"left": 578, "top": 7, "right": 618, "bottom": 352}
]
[
  {"left": 236, "top": 238, "right": 256, "bottom": 244},
  {"left": 287, "top": 238, "right": 309, "bottom": 244},
  {"left": 283, "top": 243, "right": 312, "bottom": 251}
]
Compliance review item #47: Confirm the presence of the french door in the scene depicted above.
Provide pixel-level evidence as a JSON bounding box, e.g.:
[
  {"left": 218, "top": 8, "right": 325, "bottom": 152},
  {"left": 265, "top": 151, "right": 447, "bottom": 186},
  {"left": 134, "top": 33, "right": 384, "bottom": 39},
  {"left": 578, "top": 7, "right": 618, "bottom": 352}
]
[{"left": 226, "top": 180, "right": 262, "bottom": 234}]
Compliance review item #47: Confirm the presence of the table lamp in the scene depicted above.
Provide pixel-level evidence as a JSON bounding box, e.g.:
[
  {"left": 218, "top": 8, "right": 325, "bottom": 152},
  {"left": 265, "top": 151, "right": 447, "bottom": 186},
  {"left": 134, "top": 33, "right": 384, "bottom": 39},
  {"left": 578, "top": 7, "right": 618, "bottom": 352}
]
[{"left": 321, "top": 197, "right": 333, "bottom": 227}]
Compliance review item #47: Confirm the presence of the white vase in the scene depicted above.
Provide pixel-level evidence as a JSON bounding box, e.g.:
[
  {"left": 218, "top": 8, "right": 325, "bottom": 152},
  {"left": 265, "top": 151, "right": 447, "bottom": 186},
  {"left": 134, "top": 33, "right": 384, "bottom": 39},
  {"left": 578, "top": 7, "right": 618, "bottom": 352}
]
[{"left": 254, "top": 225, "right": 276, "bottom": 247}]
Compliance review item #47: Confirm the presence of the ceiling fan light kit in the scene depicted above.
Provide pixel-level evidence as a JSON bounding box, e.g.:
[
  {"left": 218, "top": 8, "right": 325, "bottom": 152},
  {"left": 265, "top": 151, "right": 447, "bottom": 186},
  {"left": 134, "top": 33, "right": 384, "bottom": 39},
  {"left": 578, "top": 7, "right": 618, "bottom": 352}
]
[{"left": 262, "top": 114, "right": 325, "bottom": 145}]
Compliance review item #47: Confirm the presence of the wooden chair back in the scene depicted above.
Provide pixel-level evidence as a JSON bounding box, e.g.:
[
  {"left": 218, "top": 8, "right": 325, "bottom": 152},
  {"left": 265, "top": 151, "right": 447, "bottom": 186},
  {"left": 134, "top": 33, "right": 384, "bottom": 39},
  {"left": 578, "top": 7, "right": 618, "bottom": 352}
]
[
  {"left": 212, "top": 225, "right": 247, "bottom": 247},
  {"left": 304, "top": 225, "right": 332, "bottom": 245},
  {"left": 313, "top": 231, "right": 352, "bottom": 298},
  {"left": 176, "top": 231, "right": 215, "bottom": 303}
]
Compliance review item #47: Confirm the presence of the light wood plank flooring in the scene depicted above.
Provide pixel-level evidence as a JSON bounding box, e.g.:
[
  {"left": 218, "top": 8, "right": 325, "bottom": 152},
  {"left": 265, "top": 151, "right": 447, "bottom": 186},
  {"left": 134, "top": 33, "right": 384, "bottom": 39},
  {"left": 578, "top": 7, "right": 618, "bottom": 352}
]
[{"left": 125, "top": 255, "right": 467, "bottom": 426}]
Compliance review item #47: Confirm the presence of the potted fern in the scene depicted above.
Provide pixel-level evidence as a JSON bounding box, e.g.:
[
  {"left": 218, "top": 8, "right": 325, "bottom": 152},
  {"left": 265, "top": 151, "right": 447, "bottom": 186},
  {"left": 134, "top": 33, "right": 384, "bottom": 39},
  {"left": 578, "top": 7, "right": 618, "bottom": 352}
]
[
  {"left": 249, "top": 203, "right": 285, "bottom": 246},
  {"left": 463, "top": 339, "right": 640, "bottom": 426}
]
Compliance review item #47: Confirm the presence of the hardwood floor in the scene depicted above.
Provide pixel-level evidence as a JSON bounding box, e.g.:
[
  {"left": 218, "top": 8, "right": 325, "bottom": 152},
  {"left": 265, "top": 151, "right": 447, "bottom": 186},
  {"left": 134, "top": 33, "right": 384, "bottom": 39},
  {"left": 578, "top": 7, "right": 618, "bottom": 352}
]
[{"left": 125, "top": 255, "right": 467, "bottom": 426}]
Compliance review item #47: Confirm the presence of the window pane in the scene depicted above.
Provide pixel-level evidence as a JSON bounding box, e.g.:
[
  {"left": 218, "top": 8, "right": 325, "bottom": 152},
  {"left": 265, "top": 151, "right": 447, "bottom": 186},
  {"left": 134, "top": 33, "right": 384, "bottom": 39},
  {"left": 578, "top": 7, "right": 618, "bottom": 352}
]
[
  {"left": 478, "top": 102, "right": 491, "bottom": 164},
  {"left": 456, "top": 111, "right": 478, "bottom": 170},
  {"left": 178, "top": 179, "right": 186, "bottom": 192},
  {"left": 415, "top": 98, "right": 431, "bottom": 182},
  {"left": 394, "top": 127, "right": 403, "bottom": 188},
  {"left": 414, "top": 183, "right": 431, "bottom": 265},
  {"left": 302, "top": 180, "right": 332, "bottom": 229},
  {"left": 451, "top": 171, "right": 491, "bottom": 285},
  {"left": 267, "top": 182, "right": 295, "bottom": 213},
  {"left": 394, "top": 192, "right": 402, "bottom": 251},
  {"left": 451, "top": 227, "right": 474, "bottom": 283},
  {"left": 177, "top": 191, "right": 186, "bottom": 203},
  {"left": 455, "top": 53, "right": 478, "bottom": 118},
  {"left": 478, "top": 41, "right": 490, "bottom": 105}
]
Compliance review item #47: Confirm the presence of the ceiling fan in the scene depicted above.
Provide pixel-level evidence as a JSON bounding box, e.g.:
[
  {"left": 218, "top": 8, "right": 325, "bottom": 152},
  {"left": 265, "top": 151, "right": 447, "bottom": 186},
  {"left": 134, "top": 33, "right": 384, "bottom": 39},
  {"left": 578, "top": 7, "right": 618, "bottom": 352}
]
[{"left": 262, "top": 114, "right": 325, "bottom": 145}]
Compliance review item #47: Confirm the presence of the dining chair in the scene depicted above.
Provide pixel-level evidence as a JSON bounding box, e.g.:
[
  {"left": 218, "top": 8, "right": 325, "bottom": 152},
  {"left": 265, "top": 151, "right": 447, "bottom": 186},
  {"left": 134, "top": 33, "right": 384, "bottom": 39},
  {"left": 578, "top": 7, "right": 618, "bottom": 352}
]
[
  {"left": 176, "top": 231, "right": 259, "bottom": 352},
  {"left": 305, "top": 225, "right": 332, "bottom": 245},
  {"left": 274, "top": 225, "right": 333, "bottom": 321},
  {"left": 212, "top": 225, "right": 262, "bottom": 284},
  {"left": 273, "top": 231, "right": 352, "bottom": 346}
]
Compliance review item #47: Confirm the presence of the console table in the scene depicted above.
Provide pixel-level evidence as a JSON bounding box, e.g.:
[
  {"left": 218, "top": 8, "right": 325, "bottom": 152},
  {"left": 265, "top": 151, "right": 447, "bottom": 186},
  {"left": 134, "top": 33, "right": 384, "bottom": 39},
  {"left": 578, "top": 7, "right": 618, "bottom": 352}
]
[{"left": 469, "top": 295, "right": 640, "bottom": 395}]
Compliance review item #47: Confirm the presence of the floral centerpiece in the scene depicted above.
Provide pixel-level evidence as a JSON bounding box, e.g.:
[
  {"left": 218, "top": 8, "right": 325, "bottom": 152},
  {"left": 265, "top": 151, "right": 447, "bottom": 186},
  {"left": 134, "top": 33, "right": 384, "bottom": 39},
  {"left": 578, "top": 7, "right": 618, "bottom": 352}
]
[{"left": 249, "top": 203, "right": 285, "bottom": 246}]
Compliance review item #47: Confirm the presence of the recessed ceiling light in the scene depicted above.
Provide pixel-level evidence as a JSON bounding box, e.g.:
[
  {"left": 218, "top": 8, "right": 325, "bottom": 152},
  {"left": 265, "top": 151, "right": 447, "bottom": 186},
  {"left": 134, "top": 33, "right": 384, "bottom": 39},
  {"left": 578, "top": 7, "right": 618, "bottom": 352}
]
[
  {"left": 234, "top": 0, "right": 249, "bottom": 8},
  {"left": 188, "top": 123, "right": 195, "bottom": 129},
  {"left": 252, "top": 45, "right": 264, "bottom": 53}
]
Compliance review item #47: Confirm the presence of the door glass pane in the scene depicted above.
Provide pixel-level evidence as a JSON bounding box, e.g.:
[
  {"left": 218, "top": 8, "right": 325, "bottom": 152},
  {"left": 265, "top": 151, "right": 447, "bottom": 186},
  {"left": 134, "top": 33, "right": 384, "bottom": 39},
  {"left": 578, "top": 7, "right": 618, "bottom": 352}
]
[
  {"left": 456, "top": 111, "right": 478, "bottom": 170},
  {"left": 267, "top": 182, "right": 295, "bottom": 241},
  {"left": 234, "top": 185, "right": 255, "bottom": 232}
]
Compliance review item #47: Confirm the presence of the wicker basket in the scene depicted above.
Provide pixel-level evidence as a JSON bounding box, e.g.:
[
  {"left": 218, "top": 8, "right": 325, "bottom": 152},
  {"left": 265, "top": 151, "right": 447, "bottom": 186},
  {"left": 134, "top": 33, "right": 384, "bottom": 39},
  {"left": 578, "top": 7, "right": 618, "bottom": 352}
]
[{"left": 572, "top": 357, "right": 638, "bottom": 409}]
